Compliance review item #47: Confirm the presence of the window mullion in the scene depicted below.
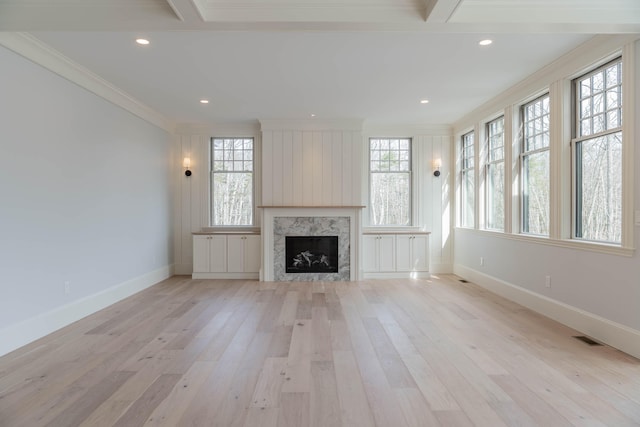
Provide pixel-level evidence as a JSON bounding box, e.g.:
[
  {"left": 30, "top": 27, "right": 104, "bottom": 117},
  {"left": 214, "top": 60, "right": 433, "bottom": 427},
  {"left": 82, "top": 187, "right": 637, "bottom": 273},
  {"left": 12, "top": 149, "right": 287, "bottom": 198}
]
[{"left": 571, "top": 127, "right": 622, "bottom": 145}]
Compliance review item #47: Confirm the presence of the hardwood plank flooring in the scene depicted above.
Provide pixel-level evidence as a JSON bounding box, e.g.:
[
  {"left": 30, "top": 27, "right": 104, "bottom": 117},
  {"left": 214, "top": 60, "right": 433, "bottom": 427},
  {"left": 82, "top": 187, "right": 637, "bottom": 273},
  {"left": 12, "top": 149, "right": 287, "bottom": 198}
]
[{"left": 1, "top": 274, "right": 639, "bottom": 426}]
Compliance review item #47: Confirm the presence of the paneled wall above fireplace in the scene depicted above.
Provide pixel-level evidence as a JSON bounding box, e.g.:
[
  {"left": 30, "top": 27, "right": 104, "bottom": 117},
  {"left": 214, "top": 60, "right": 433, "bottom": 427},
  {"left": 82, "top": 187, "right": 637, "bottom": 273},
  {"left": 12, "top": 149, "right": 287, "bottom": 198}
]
[{"left": 260, "top": 119, "right": 364, "bottom": 207}]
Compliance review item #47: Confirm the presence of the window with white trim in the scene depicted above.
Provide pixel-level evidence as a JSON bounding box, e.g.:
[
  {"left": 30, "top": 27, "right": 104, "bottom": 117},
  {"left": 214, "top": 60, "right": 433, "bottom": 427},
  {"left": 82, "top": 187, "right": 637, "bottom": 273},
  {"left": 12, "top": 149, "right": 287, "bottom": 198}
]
[
  {"left": 460, "top": 131, "right": 475, "bottom": 228},
  {"left": 521, "top": 95, "right": 550, "bottom": 235},
  {"left": 573, "top": 58, "right": 622, "bottom": 244},
  {"left": 369, "top": 138, "right": 411, "bottom": 226},
  {"left": 210, "top": 137, "right": 254, "bottom": 226},
  {"left": 485, "top": 117, "right": 505, "bottom": 231}
]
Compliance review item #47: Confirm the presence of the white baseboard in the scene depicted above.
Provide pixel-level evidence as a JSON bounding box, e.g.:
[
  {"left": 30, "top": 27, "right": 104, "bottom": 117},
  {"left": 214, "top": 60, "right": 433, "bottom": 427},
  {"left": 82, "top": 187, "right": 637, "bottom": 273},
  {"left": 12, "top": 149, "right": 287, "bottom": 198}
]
[
  {"left": 192, "top": 272, "right": 259, "bottom": 280},
  {"left": 363, "top": 271, "right": 431, "bottom": 280},
  {"left": 0, "top": 264, "right": 173, "bottom": 358},
  {"left": 454, "top": 264, "right": 640, "bottom": 360}
]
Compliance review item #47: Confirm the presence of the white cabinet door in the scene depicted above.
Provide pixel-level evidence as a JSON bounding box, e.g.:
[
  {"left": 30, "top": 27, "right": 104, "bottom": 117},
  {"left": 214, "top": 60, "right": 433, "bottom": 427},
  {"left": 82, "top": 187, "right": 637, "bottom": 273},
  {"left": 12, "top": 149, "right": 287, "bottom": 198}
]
[
  {"left": 244, "top": 235, "right": 261, "bottom": 273},
  {"left": 193, "top": 235, "right": 227, "bottom": 273},
  {"left": 209, "top": 235, "right": 227, "bottom": 272},
  {"left": 378, "top": 235, "right": 395, "bottom": 272},
  {"left": 395, "top": 235, "right": 412, "bottom": 271},
  {"left": 362, "top": 235, "right": 379, "bottom": 272},
  {"left": 227, "top": 235, "right": 261, "bottom": 273},
  {"left": 363, "top": 235, "right": 395, "bottom": 272},
  {"left": 395, "top": 235, "right": 429, "bottom": 272},
  {"left": 226, "top": 236, "right": 245, "bottom": 272},
  {"left": 193, "top": 235, "right": 211, "bottom": 273},
  {"left": 412, "top": 235, "right": 429, "bottom": 271}
]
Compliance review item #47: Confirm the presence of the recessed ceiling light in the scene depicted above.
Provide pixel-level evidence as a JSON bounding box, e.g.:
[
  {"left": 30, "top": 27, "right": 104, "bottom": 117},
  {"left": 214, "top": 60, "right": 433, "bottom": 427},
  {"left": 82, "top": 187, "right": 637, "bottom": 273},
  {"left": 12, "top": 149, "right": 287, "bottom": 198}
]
[
  {"left": 420, "top": 99, "right": 429, "bottom": 104},
  {"left": 479, "top": 39, "right": 493, "bottom": 46},
  {"left": 135, "top": 38, "right": 150, "bottom": 45},
  {"left": 200, "top": 99, "right": 209, "bottom": 104},
  {"left": 310, "top": 114, "right": 316, "bottom": 117}
]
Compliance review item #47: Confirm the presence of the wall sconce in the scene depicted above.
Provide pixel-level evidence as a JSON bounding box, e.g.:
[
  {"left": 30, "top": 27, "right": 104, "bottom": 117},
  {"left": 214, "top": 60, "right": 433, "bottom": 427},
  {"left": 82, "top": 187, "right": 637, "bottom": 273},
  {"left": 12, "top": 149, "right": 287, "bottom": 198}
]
[
  {"left": 432, "top": 158, "right": 442, "bottom": 177},
  {"left": 183, "top": 157, "right": 192, "bottom": 177}
]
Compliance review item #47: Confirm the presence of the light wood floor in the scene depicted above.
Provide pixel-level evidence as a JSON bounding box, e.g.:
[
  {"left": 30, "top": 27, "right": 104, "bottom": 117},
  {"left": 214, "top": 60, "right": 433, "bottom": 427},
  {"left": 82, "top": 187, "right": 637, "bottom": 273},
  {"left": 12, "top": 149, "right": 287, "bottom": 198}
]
[{"left": 1, "top": 275, "right": 639, "bottom": 427}]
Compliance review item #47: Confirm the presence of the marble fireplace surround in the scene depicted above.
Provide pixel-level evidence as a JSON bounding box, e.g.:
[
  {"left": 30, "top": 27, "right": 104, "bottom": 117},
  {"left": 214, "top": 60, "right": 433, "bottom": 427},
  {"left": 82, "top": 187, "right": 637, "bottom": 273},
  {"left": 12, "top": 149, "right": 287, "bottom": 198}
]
[{"left": 260, "top": 206, "right": 363, "bottom": 281}]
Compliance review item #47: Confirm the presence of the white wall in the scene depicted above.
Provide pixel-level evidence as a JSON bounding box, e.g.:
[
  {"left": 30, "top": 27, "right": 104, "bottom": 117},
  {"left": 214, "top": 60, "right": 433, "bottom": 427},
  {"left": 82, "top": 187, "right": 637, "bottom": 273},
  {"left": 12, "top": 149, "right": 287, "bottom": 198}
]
[
  {"left": 0, "top": 46, "right": 173, "bottom": 356},
  {"left": 452, "top": 36, "right": 640, "bottom": 358}
]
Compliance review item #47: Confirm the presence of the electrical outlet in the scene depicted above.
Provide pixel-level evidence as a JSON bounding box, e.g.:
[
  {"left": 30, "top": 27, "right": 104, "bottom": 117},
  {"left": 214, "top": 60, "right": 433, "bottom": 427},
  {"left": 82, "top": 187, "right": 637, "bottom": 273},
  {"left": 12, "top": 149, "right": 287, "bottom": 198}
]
[
  {"left": 64, "top": 281, "right": 71, "bottom": 294},
  {"left": 480, "top": 257, "right": 484, "bottom": 266},
  {"left": 545, "top": 276, "right": 551, "bottom": 288}
]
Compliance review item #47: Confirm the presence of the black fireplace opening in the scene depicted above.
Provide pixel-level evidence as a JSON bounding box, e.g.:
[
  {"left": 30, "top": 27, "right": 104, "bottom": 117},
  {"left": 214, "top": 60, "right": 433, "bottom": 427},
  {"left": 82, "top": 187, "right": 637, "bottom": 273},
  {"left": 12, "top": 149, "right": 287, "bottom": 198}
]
[{"left": 285, "top": 236, "right": 339, "bottom": 273}]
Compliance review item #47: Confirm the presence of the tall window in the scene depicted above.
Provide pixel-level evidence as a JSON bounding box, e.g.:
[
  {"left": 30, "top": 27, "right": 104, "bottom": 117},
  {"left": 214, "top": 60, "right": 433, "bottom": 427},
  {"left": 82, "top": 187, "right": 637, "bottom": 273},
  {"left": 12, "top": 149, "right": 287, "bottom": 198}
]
[
  {"left": 486, "top": 117, "right": 505, "bottom": 230},
  {"left": 573, "top": 59, "right": 622, "bottom": 243},
  {"left": 211, "top": 137, "right": 254, "bottom": 226},
  {"left": 460, "top": 131, "right": 475, "bottom": 228},
  {"left": 521, "top": 95, "right": 550, "bottom": 235},
  {"left": 370, "top": 138, "right": 411, "bottom": 226}
]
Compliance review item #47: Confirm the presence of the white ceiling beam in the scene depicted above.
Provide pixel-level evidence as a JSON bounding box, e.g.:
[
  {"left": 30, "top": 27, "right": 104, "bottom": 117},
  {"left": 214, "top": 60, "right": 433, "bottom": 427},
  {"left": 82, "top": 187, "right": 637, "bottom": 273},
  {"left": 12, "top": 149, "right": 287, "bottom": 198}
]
[
  {"left": 424, "top": 0, "right": 463, "bottom": 23},
  {"left": 165, "top": 0, "right": 206, "bottom": 23}
]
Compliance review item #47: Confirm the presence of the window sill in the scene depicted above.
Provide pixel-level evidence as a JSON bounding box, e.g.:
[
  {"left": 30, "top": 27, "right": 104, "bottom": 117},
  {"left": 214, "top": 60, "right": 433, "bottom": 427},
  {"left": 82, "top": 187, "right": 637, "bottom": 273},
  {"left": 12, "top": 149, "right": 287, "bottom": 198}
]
[{"left": 455, "top": 227, "right": 635, "bottom": 257}]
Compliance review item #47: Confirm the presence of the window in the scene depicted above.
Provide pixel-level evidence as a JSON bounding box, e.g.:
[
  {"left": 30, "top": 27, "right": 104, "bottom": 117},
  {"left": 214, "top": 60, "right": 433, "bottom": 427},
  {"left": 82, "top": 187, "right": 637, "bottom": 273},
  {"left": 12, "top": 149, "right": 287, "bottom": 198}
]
[
  {"left": 573, "top": 59, "right": 622, "bottom": 243},
  {"left": 460, "top": 131, "right": 475, "bottom": 227},
  {"left": 521, "top": 95, "right": 550, "bottom": 235},
  {"left": 369, "top": 138, "right": 411, "bottom": 226},
  {"left": 210, "top": 137, "right": 254, "bottom": 226},
  {"left": 486, "top": 117, "right": 505, "bottom": 230}
]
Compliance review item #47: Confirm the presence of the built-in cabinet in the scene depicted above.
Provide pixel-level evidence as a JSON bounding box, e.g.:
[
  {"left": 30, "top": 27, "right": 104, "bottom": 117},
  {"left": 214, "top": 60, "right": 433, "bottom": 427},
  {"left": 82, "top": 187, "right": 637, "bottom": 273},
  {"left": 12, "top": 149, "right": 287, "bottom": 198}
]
[
  {"left": 192, "top": 230, "right": 428, "bottom": 280},
  {"left": 362, "top": 234, "right": 396, "bottom": 273},
  {"left": 395, "top": 234, "right": 429, "bottom": 272},
  {"left": 363, "top": 232, "right": 430, "bottom": 278},
  {"left": 193, "top": 235, "right": 226, "bottom": 273},
  {"left": 227, "top": 235, "right": 261, "bottom": 273},
  {"left": 193, "top": 233, "right": 260, "bottom": 279}
]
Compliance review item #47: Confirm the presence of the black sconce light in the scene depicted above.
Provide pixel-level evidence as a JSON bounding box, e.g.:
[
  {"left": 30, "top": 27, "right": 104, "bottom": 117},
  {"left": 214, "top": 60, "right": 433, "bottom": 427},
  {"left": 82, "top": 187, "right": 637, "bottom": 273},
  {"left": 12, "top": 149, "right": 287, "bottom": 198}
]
[
  {"left": 432, "top": 158, "right": 441, "bottom": 177},
  {"left": 183, "top": 157, "right": 192, "bottom": 177}
]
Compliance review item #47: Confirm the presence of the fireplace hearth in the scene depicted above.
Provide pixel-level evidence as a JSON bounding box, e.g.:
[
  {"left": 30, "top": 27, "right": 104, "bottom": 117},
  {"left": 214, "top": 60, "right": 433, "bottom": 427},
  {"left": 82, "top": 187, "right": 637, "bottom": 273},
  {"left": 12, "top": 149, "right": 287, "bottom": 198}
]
[{"left": 285, "top": 236, "right": 338, "bottom": 273}]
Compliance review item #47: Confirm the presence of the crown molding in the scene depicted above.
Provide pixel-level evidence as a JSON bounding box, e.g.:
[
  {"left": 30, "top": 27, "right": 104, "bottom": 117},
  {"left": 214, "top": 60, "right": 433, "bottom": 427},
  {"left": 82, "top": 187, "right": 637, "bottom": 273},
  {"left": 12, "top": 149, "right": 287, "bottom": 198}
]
[{"left": 0, "top": 32, "right": 174, "bottom": 133}]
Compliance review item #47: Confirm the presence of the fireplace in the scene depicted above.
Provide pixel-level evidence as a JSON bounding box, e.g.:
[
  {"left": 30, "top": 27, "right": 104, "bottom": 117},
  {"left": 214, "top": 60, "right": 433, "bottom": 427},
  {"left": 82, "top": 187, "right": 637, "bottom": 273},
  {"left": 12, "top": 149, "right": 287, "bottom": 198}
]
[
  {"left": 260, "top": 206, "right": 363, "bottom": 281},
  {"left": 285, "top": 236, "right": 339, "bottom": 273}
]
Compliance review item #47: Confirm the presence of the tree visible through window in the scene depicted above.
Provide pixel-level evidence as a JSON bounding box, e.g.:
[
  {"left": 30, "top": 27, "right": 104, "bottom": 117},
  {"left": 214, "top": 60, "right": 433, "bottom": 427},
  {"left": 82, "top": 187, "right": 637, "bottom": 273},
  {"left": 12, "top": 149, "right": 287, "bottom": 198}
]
[
  {"left": 486, "top": 117, "right": 505, "bottom": 230},
  {"left": 211, "top": 138, "right": 253, "bottom": 226},
  {"left": 574, "top": 59, "right": 622, "bottom": 243},
  {"left": 370, "top": 138, "right": 411, "bottom": 226},
  {"left": 521, "top": 95, "right": 550, "bottom": 235},
  {"left": 460, "top": 131, "right": 475, "bottom": 228}
]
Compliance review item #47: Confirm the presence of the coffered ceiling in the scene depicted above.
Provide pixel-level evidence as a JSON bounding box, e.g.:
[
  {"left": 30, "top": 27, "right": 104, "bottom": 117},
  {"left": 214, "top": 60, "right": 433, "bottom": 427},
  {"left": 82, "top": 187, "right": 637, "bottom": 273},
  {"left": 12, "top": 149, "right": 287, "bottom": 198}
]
[{"left": 0, "top": 0, "right": 638, "bottom": 127}]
